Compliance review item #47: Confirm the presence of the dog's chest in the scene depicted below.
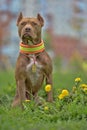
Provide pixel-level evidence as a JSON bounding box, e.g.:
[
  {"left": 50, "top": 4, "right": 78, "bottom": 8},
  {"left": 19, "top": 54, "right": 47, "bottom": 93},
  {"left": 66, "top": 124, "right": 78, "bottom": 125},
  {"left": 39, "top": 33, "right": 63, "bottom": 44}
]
[{"left": 26, "top": 55, "right": 43, "bottom": 86}]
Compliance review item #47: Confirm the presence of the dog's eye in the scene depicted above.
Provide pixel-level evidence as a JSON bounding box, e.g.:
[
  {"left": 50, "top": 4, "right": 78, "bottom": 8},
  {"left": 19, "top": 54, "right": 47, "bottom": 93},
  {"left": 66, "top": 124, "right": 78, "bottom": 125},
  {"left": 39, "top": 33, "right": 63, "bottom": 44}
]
[
  {"left": 32, "top": 22, "right": 37, "bottom": 26},
  {"left": 20, "top": 22, "right": 26, "bottom": 26}
]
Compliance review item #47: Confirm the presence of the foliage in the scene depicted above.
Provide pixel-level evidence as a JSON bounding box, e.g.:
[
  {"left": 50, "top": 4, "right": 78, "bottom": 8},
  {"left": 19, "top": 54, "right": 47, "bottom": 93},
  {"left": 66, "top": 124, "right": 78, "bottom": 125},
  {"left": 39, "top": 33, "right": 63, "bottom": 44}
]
[{"left": 0, "top": 70, "right": 87, "bottom": 130}]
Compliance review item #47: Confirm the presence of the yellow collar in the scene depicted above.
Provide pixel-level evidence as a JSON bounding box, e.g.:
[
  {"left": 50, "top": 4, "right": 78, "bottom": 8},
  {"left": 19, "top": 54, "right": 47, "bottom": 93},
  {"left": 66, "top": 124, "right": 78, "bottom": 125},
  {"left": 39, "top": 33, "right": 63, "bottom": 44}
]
[{"left": 20, "top": 40, "right": 45, "bottom": 54}]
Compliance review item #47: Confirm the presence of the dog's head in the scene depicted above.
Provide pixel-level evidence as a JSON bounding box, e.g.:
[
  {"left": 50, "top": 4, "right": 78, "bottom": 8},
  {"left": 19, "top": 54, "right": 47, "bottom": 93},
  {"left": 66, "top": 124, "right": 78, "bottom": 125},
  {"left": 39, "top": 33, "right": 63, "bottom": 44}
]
[{"left": 17, "top": 12, "right": 44, "bottom": 45}]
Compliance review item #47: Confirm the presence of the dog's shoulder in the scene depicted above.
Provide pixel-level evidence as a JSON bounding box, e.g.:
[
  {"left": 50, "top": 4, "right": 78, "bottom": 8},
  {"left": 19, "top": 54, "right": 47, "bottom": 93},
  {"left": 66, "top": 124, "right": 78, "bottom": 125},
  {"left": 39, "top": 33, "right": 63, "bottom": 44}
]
[
  {"left": 40, "top": 51, "right": 52, "bottom": 63},
  {"left": 38, "top": 51, "right": 53, "bottom": 73}
]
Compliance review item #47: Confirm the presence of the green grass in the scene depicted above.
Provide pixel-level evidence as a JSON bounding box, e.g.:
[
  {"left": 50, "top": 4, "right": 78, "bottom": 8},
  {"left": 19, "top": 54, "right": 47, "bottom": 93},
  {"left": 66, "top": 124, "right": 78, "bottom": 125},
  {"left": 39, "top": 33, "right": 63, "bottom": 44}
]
[{"left": 0, "top": 69, "right": 87, "bottom": 130}]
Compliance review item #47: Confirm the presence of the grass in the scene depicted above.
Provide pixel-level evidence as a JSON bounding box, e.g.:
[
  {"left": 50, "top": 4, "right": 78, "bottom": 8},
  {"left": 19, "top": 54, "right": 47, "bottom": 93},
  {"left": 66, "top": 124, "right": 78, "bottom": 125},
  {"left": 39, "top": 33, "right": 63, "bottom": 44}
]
[{"left": 0, "top": 69, "right": 87, "bottom": 130}]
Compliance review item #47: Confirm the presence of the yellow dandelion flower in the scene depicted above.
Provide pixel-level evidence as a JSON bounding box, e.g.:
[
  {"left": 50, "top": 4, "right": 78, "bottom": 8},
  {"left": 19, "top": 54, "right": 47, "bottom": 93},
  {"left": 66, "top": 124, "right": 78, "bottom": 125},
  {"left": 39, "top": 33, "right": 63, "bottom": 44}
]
[
  {"left": 80, "top": 84, "right": 87, "bottom": 88},
  {"left": 44, "top": 106, "right": 49, "bottom": 111},
  {"left": 58, "top": 94, "right": 64, "bottom": 99},
  {"left": 75, "top": 77, "right": 81, "bottom": 82},
  {"left": 83, "top": 87, "right": 87, "bottom": 93},
  {"left": 62, "top": 89, "right": 69, "bottom": 96},
  {"left": 45, "top": 84, "right": 51, "bottom": 92},
  {"left": 25, "top": 99, "right": 30, "bottom": 102}
]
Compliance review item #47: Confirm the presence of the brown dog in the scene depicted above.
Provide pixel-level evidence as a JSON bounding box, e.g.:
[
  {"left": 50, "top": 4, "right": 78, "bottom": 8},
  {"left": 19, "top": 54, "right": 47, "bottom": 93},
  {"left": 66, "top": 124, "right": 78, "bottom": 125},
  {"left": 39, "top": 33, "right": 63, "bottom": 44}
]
[{"left": 12, "top": 12, "right": 53, "bottom": 107}]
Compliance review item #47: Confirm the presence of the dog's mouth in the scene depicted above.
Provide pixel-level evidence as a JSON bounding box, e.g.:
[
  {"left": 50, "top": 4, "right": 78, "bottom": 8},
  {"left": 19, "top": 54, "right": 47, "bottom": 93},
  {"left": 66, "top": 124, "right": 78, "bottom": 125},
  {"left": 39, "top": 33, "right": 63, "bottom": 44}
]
[{"left": 22, "top": 33, "right": 34, "bottom": 45}]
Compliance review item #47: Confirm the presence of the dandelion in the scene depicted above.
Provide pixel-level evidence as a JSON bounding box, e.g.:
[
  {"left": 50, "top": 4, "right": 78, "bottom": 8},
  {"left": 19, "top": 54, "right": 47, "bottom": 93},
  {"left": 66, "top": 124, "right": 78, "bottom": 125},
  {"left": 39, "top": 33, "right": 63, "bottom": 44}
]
[
  {"left": 45, "top": 84, "right": 51, "bottom": 92},
  {"left": 80, "top": 84, "right": 87, "bottom": 94},
  {"left": 80, "top": 84, "right": 87, "bottom": 89},
  {"left": 58, "top": 94, "right": 64, "bottom": 99},
  {"left": 62, "top": 89, "right": 69, "bottom": 96},
  {"left": 58, "top": 89, "right": 69, "bottom": 100},
  {"left": 75, "top": 77, "right": 81, "bottom": 82},
  {"left": 44, "top": 106, "right": 49, "bottom": 111},
  {"left": 25, "top": 99, "right": 30, "bottom": 102},
  {"left": 83, "top": 87, "right": 87, "bottom": 94}
]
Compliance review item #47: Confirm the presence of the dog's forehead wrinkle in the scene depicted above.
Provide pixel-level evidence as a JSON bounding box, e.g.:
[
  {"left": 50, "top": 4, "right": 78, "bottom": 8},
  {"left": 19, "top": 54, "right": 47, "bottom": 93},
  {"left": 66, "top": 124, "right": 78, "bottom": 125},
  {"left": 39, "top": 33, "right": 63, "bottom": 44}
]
[{"left": 22, "top": 18, "right": 38, "bottom": 23}]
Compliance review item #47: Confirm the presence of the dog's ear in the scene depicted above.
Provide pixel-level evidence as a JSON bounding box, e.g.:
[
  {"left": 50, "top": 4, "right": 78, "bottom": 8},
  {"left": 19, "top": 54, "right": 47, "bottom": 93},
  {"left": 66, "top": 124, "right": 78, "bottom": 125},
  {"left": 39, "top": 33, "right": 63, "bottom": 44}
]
[
  {"left": 17, "top": 12, "right": 23, "bottom": 26},
  {"left": 37, "top": 13, "right": 44, "bottom": 27}
]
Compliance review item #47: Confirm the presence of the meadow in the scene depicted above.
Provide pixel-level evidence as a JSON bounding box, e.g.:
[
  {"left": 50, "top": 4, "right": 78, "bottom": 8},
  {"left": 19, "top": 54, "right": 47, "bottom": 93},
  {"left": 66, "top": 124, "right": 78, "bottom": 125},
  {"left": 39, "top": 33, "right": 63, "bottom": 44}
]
[{"left": 0, "top": 66, "right": 87, "bottom": 130}]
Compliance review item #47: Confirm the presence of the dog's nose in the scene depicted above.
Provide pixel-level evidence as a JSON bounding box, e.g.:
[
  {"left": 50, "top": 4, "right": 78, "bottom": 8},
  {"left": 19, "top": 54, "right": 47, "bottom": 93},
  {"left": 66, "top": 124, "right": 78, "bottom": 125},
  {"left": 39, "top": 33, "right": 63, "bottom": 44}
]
[{"left": 25, "top": 27, "right": 31, "bottom": 32}]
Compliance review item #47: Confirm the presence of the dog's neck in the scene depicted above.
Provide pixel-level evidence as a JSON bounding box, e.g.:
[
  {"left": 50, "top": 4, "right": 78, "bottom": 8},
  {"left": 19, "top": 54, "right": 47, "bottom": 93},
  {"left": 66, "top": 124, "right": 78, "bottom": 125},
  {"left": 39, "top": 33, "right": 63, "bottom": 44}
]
[{"left": 20, "top": 40, "right": 45, "bottom": 55}]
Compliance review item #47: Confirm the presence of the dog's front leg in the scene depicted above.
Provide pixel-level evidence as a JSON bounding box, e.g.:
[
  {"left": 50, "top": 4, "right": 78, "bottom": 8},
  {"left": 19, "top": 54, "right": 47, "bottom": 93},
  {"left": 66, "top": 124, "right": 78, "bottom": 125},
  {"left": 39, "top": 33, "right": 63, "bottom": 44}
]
[
  {"left": 17, "top": 79, "right": 26, "bottom": 108},
  {"left": 46, "top": 73, "right": 53, "bottom": 102}
]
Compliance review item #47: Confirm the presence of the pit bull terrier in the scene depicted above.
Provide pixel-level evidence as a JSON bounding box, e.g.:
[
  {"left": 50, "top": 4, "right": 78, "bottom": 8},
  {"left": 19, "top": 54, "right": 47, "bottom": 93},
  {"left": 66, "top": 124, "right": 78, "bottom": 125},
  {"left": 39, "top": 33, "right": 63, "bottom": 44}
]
[{"left": 12, "top": 12, "right": 53, "bottom": 107}]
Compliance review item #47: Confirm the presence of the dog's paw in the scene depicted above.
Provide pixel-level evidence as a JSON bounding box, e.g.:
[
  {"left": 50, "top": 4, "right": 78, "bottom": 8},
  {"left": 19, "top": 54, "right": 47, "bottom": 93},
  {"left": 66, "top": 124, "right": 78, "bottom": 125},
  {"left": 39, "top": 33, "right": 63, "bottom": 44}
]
[{"left": 12, "top": 99, "right": 20, "bottom": 107}]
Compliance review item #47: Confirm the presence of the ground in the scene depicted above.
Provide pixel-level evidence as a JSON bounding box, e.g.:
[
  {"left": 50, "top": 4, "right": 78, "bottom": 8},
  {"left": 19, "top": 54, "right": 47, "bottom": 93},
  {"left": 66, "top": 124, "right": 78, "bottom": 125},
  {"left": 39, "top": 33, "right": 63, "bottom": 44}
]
[{"left": 0, "top": 69, "right": 87, "bottom": 130}]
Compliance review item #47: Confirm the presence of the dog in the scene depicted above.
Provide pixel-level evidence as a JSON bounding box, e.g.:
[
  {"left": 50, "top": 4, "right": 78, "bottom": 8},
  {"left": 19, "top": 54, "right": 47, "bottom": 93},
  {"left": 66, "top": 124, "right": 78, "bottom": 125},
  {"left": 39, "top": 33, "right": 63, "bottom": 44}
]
[{"left": 12, "top": 12, "right": 53, "bottom": 108}]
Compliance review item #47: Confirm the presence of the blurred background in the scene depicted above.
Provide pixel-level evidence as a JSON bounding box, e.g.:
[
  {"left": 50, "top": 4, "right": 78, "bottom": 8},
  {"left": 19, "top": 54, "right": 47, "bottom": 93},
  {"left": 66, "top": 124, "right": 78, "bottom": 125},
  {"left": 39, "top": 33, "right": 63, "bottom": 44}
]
[{"left": 0, "top": 0, "right": 87, "bottom": 72}]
